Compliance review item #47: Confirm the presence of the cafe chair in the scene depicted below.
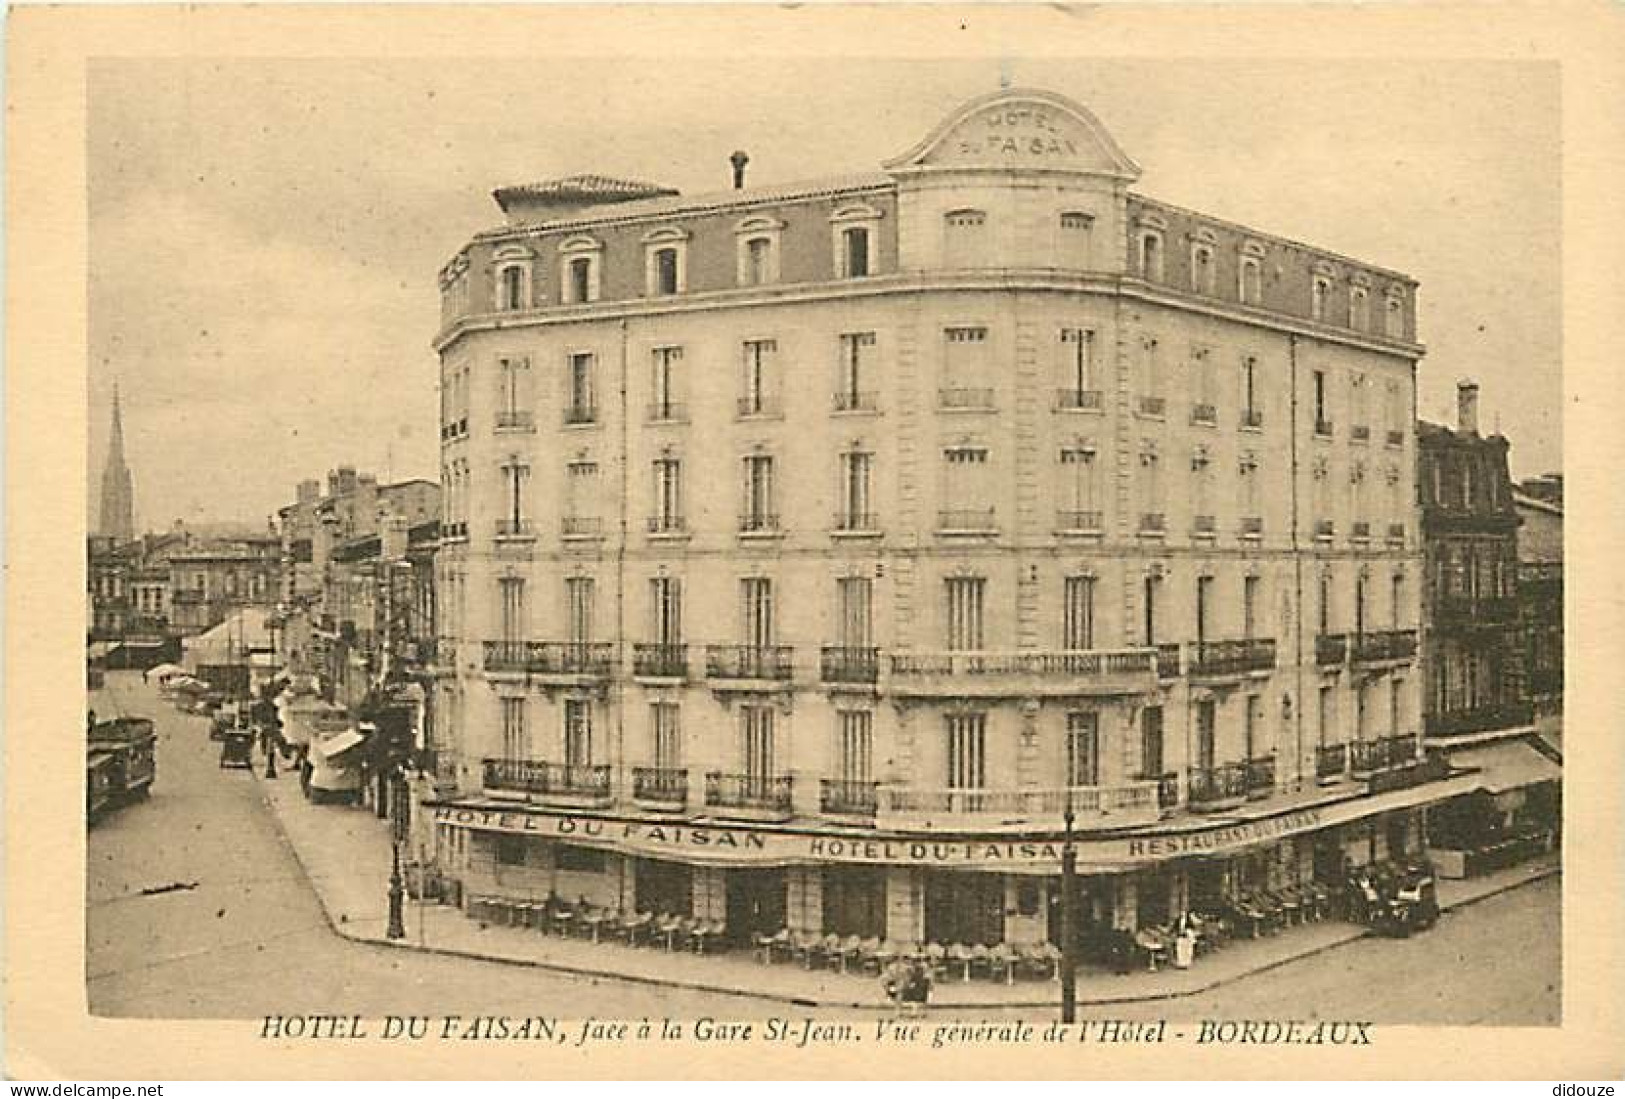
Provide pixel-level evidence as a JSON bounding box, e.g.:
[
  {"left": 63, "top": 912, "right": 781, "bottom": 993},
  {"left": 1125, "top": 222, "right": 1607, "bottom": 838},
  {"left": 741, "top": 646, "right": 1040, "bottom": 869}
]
[
  {"left": 857, "top": 936, "right": 884, "bottom": 974},
  {"left": 946, "top": 942, "right": 973, "bottom": 982},
  {"left": 968, "top": 943, "right": 993, "bottom": 981},
  {"left": 924, "top": 941, "right": 948, "bottom": 978},
  {"left": 987, "top": 942, "right": 1015, "bottom": 985},
  {"left": 790, "top": 929, "right": 820, "bottom": 969}
]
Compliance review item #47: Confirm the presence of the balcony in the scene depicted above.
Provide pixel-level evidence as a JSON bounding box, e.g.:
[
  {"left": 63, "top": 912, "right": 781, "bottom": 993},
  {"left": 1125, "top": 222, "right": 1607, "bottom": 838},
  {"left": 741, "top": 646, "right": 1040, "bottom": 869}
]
[
  {"left": 646, "top": 401, "right": 688, "bottom": 423},
  {"left": 1192, "top": 514, "right": 1217, "bottom": 538},
  {"left": 1140, "top": 771, "right": 1180, "bottom": 811},
  {"left": 1139, "top": 512, "right": 1166, "bottom": 536},
  {"left": 875, "top": 781, "right": 1161, "bottom": 832},
  {"left": 938, "top": 387, "right": 996, "bottom": 410},
  {"left": 483, "top": 758, "right": 612, "bottom": 805},
  {"left": 1387, "top": 522, "right": 1406, "bottom": 545},
  {"left": 1056, "top": 388, "right": 1103, "bottom": 411},
  {"left": 483, "top": 640, "right": 616, "bottom": 678},
  {"left": 1138, "top": 395, "right": 1167, "bottom": 417},
  {"left": 1240, "top": 409, "right": 1264, "bottom": 430},
  {"left": 1386, "top": 428, "right": 1405, "bottom": 447},
  {"left": 1056, "top": 509, "right": 1103, "bottom": 534},
  {"left": 1190, "top": 402, "right": 1217, "bottom": 426},
  {"left": 1351, "top": 520, "right": 1371, "bottom": 544},
  {"left": 738, "top": 513, "right": 781, "bottom": 535},
  {"left": 937, "top": 508, "right": 997, "bottom": 534},
  {"left": 495, "top": 410, "right": 535, "bottom": 432},
  {"left": 1316, "top": 742, "right": 1348, "bottom": 783},
  {"left": 887, "top": 648, "right": 1156, "bottom": 699},
  {"left": 1314, "top": 519, "right": 1335, "bottom": 542},
  {"left": 646, "top": 515, "right": 688, "bottom": 536},
  {"left": 1351, "top": 628, "right": 1418, "bottom": 664},
  {"left": 1425, "top": 700, "right": 1535, "bottom": 739},
  {"left": 561, "top": 516, "right": 603, "bottom": 539},
  {"left": 1315, "top": 419, "right": 1334, "bottom": 438},
  {"left": 495, "top": 518, "right": 535, "bottom": 540},
  {"left": 632, "top": 642, "right": 688, "bottom": 680},
  {"left": 1155, "top": 642, "right": 1183, "bottom": 679},
  {"left": 820, "top": 645, "right": 879, "bottom": 685},
  {"left": 1243, "top": 754, "right": 1277, "bottom": 799},
  {"left": 706, "top": 644, "right": 794, "bottom": 682},
  {"left": 631, "top": 766, "right": 688, "bottom": 807},
  {"left": 736, "top": 396, "right": 782, "bottom": 419},
  {"left": 1187, "top": 763, "right": 1249, "bottom": 809},
  {"left": 563, "top": 404, "right": 597, "bottom": 426},
  {"left": 1436, "top": 594, "right": 1517, "bottom": 626},
  {"left": 706, "top": 772, "right": 793, "bottom": 818},
  {"left": 832, "top": 390, "right": 878, "bottom": 413},
  {"left": 1188, "top": 638, "right": 1276, "bottom": 678},
  {"left": 1351, "top": 424, "right": 1371, "bottom": 444},
  {"left": 1349, "top": 734, "right": 1418, "bottom": 775},
  {"left": 832, "top": 511, "right": 880, "bottom": 535},
  {"left": 1316, "top": 632, "right": 1349, "bottom": 667},
  {"left": 1240, "top": 516, "right": 1264, "bottom": 539},
  {"left": 820, "top": 778, "right": 879, "bottom": 817}
]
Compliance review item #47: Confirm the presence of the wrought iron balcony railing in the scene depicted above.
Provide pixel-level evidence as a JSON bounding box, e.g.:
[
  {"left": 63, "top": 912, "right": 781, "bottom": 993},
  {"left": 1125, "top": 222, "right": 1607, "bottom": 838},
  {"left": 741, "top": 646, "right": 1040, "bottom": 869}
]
[
  {"left": 563, "top": 404, "right": 597, "bottom": 426},
  {"left": 1055, "top": 388, "right": 1103, "bottom": 411},
  {"left": 1349, "top": 734, "right": 1418, "bottom": 773},
  {"left": 887, "top": 648, "right": 1155, "bottom": 680},
  {"left": 938, "top": 387, "right": 996, "bottom": 410},
  {"left": 632, "top": 642, "right": 688, "bottom": 679},
  {"left": 820, "top": 778, "right": 879, "bottom": 816},
  {"left": 631, "top": 766, "right": 688, "bottom": 804},
  {"left": 1155, "top": 642, "right": 1183, "bottom": 679},
  {"left": 937, "top": 508, "right": 997, "bottom": 532},
  {"left": 833, "top": 511, "right": 880, "bottom": 533},
  {"left": 483, "top": 640, "right": 616, "bottom": 677},
  {"left": 1244, "top": 754, "right": 1277, "bottom": 797},
  {"left": 1240, "top": 409, "right": 1264, "bottom": 429},
  {"left": 1139, "top": 395, "right": 1167, "bottom": 417},
  {"left": 482, "top": 758, "right": 611, "bottom": 798},
  {"left": 495, "top": 518, "right": 535, "bottom": 538},
  {"left": 1316, "top": 632, "right": 1349, "bottom": 666},
  {"left": 561, "top": 516, "right": 603, "bottom": 538},
  {"left": 1351, "top": 629, "right": 1418, "bottom": 663},
  {"left": 495, "top": 410, "right": 535, "bottom": 431},
  {"left": 820, "top": 645, "right": 879, "bottom": 684},
  {"left": 1386, "top": 428, "right": 1405, "bottom": 447},
  {"left": 832, "top": 390, "right": 878, "bottom": 413},
  {"left": 705, "top": 644, "right": 794, "bottom": 681},
  {"left": 646, "top": 401, "right": 688, "bottom": 423},
  {"left": 738, "top": 513, "right": 781, "bottom": 534},
  {"left": 1188, "top": 762, "right": 1249, "bottom": 804},
  {"left": 706, "top": 772, "right": 793, "bottom": 813},
  {"left": 1139, "top": 512, "right": 1166, "bottom": 534},
  {"left": 1316, "top": 742, "right": 1348, "bottom": 780},
  {"left": 1191, "top": 403, "right": 1217, "bottom": 426},
  {"left": 1315, "top": 418, "right": 1335, "bottom": 438},
  {"left": 1425, "top": 701, "right": 1536, "bottom": 739},
  {"left": 646, "top": 514, "right": 687, "bottom": 535},
  {"left": 1240, "top": 516, "right": 1264, "bottom": 538},
  {"left": 877, "top": 782, "right": 1157, "bottom": 819},
  {"left": 1189, "top": 638, "right": 1276, "bottom": 677},
  {"left": 1192, "top": 514, "right": 1217, "bottom": 536},
  {"left": 1351, "top": 424, "right": 1371, "bottom": 443},
  {"left": 1056, "top": 509, "right": 1103, "bottom": 533}
]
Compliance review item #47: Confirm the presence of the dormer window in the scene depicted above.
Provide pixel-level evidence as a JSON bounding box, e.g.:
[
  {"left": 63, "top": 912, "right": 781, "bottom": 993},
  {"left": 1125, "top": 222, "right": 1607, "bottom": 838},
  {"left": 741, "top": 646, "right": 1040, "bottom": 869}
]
[
  {"left": 1384, "top": 287, "right": 1406, "bottom": 338},
  {"left": 642, "top": 227, "right": 690, "bottom": 297},
  {"left": 831, "top": 202, "right": 883, "bottom": 279},
  {"left": 1190, "top": 230, "right": 1217, "bottom": 295},
  {"left": 559, "top": 236, "right": 603, "bottom": 304},
  {"left": 1311, "top": 271, "right": 1333, "bottom": 322},
  {"left": 735, "top": 216, "right": 784, "bottom": 287},
  {"left": 1139, "top": 231, "right": 1164, "bottom": 282},
  {"left": 492, "top": 244, "right": 534, "bottom": 312},
  {"left": 1349, "top": 282, "right": 1371, "bottom": 330},
  {"left": 1238, "top": 241, "right": 1266, "bottom": 305}
]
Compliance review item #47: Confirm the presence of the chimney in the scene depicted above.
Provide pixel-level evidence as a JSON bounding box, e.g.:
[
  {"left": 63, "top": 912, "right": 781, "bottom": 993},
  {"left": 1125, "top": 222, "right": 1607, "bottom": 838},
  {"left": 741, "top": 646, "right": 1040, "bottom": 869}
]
[
  {"left": 1457, "top": 379, "right": 1480, "bottom": 435},
  {"left": 297, "top": 479, "right": 320, "bottom": 505},
  {"left": 730, "top": 150, "right": 750, "bottom": 190}
]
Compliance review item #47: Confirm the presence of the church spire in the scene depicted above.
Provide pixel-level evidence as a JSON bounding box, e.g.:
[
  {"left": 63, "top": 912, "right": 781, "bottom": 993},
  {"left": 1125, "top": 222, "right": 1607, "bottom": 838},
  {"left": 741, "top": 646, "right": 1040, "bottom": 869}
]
[{"left": 99, "top": 381, "right": 135, "bottom": 541}]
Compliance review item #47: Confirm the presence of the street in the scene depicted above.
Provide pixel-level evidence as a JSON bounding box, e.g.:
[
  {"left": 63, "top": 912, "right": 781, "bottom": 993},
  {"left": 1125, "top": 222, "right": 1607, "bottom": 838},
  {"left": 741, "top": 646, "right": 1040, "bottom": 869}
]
[{"left": 88, "top": 672, "right": 1559, "bottom": 1024}]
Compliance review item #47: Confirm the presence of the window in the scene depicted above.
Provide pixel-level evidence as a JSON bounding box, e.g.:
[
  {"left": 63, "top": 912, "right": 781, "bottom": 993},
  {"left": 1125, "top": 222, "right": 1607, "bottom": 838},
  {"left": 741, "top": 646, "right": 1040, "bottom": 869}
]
[
  {"left": 1066, "top": 712, "right": 1100, "bottom": 786},
  {"left": 1063, "top": 575, "right": 1095, "bottom": 650},
  {"left": 836, "top": 332, "right": 876, "bottom": 411},
  {"left": 1354, "top": 574, "right": 1368, "bottom": 636},
  {"left": 496, "top": 833, "right": 527, "bottom": 866},
  {"left": 498, "top": 576, "right": 526, "bottom": 646},
  {"left": 564, "top": 459, "right": 599, "bottom": 534},
  {"left": 1384, "top": 289, "right": 1406, "bottom": 338},
  {"left": 1058, "top": 211, "right": 1093, "bottom": 268},
  {"left": 1190, "top": 237, "right": 1217, "bottom": 295},
  {"left": 742, "top": 706, "right": 777, "bottom": 784},
  {"left": 942, "top": 445, "right": 992, "bottom": 528},
  {"left": 556, "top": 844, "right": 606, "bottom": 873},
  {"left": 1240, "top": 355, "right": 1261, "bottom": 427},
  {"left": 498, "top": 265, "right": 526, "bottom": 311},
  {"left": 831, "top": 202, "right": 882, "bottom": 279},
  {"left": 1138, "top": 231, "right": 1164, "bottom": 281},
  {"left": 496, "top": 355, "right": 532, "bottom": 428},
  {"left": 1244, "top": 695, "right": 1263, "bottom": 760},
  {"left": 649, "top": 577, "right": 683, "bottom": 645},
  {"left": 838, "top": 449, "right": 873, "bottom": 530},
  {"left": 1058, "top": 327, "right": 1096, "bottom": 407},
  {"left": 1139, "top": 440, "right": 1163, "bottom": 524},
  {"left": 642, "top": 227, "right": 689, "bottom": 296},
  {"left": 1195, "top": 576, "right": 1214, "bottom": 647},
  {"left": 1243, "top": 575, "right": 1261, "bottom": 639},
  {"left": 1391, "top": 573, "right": 1404, "bottom": 628},
  {"left": 1239, "top": 244, "right": 1265, "bottom": 304},
  {"left": 944, "top": 209, "right": 987, "bottom": 267},
  {"left": 565, "top": 577, "right": 595, "bottom": 644},
  {"left": 1143, "top": 575, "right": 1160, "bottom": 645},
  {"left": 1059, "top": 444, "right": 1099, "bottom": 530},
  {"left": 650, "top": 346, "right": 683, "bottom": 420},
  {"left": 836, "top": 710, "right": 873, "bottom": 784},
  {"left": 565, "top": 352, "right": 596, "bottom": 424},
  {"left": 740, "top": 338, "right": 779, "bottom": 416},
  {"left": 836, "top": 577, "right": 873, "bottom": 648},
  {"left": 1350, "top": 284, "right": 1370, "bottom": 330},
  {"left": 741, "top": 453, "right": 776, "bottom": 531},
  {"left": 652, "top": 456, "right": 683, "bottom": 531},
  {"left": 942, "top": 326, "right": 991, "bottom": 407},
  {"left": 946, "top": 712, "right": 987, "bottom": 789},
  {"left": 559, "top": 236, "right": 602, "bottom": 304},
  {"left": 1139, "top": 335, "right": 1164, "bottom": 413},
  {"left": 501, "top": 696, "right": 526, "bottom": 761},
  {"left": 1355, "top": 682, "right": 1369, "bottom": 741},
  {"left": 1190, "top": 346, "right": 1216, "bottom": 423},
  {"left": 735, "top": 217, "right": 783, "bottom": 286},
  {"left": 1140, "top": 707, "right": 1165, "bottom": 777},
  {"left": 1319, "top": 571, "right": 1333, "bottom": 634},
  {"left": 1389, "top": 679, "right": 1403, "bottom": 736},
  {"left": 499, "top": 454, "right": 530, "bottom": 531},
  {"left": 1195, "top": 700, "right": 1216, "bottom": 771},
  {"left": 1313, "top": 369, "right": 1330, "bottom": 434},
  {"left": 1311, "top": 274, "right": 1332, "bottom": 322},
  {"left": 651, "top": 702, "right": 682, "bottom": 770},
  {"left": 944, "top": 577, "right": 986, "bottom": 650},
  {"left": 1319, "top": 687, "right": 1335, "bottom": 746},
  {"left": 564, "top": 699, "right": 593, "bottom": 765},
  {"left": 741, "top": 578, "right": 775, "bottom": 647}
]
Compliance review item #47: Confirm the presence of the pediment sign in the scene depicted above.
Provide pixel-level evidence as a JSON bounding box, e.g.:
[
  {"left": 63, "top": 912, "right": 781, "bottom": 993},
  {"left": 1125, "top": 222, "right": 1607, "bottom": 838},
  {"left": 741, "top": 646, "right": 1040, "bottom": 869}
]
[{"left": 887, "top": 89, "right": 1141, "bottom": 180}]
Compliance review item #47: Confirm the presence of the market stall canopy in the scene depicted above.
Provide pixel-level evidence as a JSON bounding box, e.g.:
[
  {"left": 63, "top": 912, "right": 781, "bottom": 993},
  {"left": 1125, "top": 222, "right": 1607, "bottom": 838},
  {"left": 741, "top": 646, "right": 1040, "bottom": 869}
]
[
  {"left": 148, "top": 662, "right": 187, "bottom": 679},
  {"left": 181, "top": 607, "right": 273, "bottom": 669},
  {"left": 1450, "top": 738, "right": 1562, "bottom": 795},
  {"left": 311, "top": 727, "right": 368, "bottom": 765}
]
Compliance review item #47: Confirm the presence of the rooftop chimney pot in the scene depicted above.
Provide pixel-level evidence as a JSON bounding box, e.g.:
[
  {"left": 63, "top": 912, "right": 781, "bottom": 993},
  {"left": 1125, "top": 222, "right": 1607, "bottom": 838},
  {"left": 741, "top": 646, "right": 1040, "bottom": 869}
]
[
  {"left": 730, "top": 150, "right": 750, "bottom": 190},
  {"left": 1457, "top": 379, "right": 1480, "bottom": 436}
]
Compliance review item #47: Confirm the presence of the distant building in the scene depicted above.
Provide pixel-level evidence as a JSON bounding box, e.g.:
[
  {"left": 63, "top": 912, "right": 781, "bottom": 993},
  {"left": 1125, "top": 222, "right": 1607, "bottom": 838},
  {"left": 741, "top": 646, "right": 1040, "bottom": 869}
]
[
  {"left": 1514, "top": 490, "right": 1563, "bottom": 705},
  {"left": 166, "top": 534, "right": 281, "bottom": 635},
  {"left": 1516, "top": 472, "right": 1563, "bottom": 508},
  {"left": 97, "top": 383, "right": 135, "bottom": 542}
]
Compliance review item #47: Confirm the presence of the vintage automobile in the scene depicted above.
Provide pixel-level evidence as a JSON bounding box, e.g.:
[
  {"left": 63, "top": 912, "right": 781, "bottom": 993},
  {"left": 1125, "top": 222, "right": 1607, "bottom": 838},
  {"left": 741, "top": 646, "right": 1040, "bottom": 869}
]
[
  {"left": 219, "top": 727, "right": 256, "bottom": 769},
  {"left": 86, "top": 715, "right": 157, "bottom": 823}
]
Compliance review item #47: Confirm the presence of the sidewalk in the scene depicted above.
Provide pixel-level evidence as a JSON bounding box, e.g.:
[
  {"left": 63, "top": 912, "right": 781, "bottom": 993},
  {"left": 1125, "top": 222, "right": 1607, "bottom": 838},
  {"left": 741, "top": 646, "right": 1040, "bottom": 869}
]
[{"left": 255, "top": 768, "right": 1560, "bottom": 1011}]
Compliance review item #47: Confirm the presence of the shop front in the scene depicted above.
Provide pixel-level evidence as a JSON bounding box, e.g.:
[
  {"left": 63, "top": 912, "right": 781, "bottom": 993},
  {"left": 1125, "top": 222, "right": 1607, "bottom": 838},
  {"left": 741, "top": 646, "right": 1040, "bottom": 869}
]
[{"left": 1428, "top": 736, "right": 1561, "bottom": 878}]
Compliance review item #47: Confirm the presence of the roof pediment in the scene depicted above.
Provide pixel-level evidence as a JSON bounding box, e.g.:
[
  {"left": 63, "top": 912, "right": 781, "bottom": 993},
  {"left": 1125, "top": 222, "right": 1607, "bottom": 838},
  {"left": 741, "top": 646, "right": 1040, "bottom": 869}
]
[{"left": 885, "top": 88, "right": 1140, "bottom": 181}]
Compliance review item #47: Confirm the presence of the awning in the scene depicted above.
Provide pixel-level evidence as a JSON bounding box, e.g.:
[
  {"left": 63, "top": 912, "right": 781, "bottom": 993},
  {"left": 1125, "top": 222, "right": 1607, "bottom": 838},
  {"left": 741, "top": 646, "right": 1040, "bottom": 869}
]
[
  {"left": 312, "top": 728, "right": 368, "bottom": 764},
  {"left": 1450, "top": 739, "right": 1562, "bottom": 795}
]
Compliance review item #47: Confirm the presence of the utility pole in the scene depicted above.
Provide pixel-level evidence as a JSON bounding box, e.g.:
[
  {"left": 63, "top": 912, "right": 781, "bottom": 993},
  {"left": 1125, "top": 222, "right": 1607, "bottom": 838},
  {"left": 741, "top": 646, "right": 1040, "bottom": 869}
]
[{"left": 1060, "top": 794, "right": 1078, "bottom": 1023}]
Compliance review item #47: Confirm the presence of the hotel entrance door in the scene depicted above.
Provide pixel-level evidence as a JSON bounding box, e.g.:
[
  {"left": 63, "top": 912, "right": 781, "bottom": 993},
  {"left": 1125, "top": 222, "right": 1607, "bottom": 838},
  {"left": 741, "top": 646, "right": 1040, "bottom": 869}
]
[{"left": 725, "top": 867, "right": 787, "bottom": 943}]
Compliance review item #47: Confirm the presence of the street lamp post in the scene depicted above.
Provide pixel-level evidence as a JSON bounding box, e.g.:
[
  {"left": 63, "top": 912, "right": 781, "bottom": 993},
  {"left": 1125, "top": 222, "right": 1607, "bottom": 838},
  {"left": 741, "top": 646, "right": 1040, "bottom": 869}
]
[
  {"left": 1060, "top": 794, "right": 1078, "bottom": 1023},
  {"left": 386, "top": 768, "right": 406, "bottom": 940}
]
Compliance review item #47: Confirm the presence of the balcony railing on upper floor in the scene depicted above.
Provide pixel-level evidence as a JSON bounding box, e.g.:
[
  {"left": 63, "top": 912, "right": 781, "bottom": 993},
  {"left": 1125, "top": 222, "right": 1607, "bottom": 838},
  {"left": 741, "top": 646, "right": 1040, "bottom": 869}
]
[
  {"left": 1187, "top": 762, "right": 1249, "bottom": 806},
  {"left": 820, "top": 645, "right": 879, "bottom": 684},
  {"left": 1139, "top": 512, "right": 1166, "bottom": 534},
  {"left": 1191, "top": 402, "right": 1217, "bottom": 426},
  {"left": 1351, "top": 424, "right": 1371, "bottom": 444},
  {"left": 737, "top": 396, "right": 782, "bottom": 419},
  {"left": 820, "top": 778, "right": 880, "bottom": 816},
  {"left": 937, "top": 508, "right": 997, "bottom": 533},
  {"left": 1386, "top": 428, "right": 1406, "bottom": 447},
  {"left": 1139, "top": 395, "right": 1166, "bottom": 417},
  {"left": 705, "top": 644, "right": 794, "bottom": 681},
  {"left": 646, "top": 401, "right": 688, "bottom": 423},
  {"left": 1155, "top": 642, "right": 1182, "bottom": 679},
  {"left": 833, "top": 390, "right": 878, "bottom": 413},
  {"left": 833, "top": 511, "right": 880, "bottom": 534},
  {"left": 1240, "top": 516, "right": 1264, "bottom": 539},
  {"left": 1316, "top": 632, "right": 1349, "bottom": 667},
  {"left": 1056, "top": 509, "right": 1103, "bottom": 534},
  {"left": 1351, "top": 520, "right": 1372, "bottom": 543},
  {"left": 1056, "top": 388, "right": 1103, "bottom": 411},
  {"left": 1192, "top": 514, "right": 1217, "bottom": 537},
  {"left": 646, "top": 514, "right": 687, "bottom": 535},
  {"left": 495, "top": 518, "right": 535, "bottom": 539},
  {"left": 1315, "top": 418, "right": 1335, "bottom": 438},
  {"left": 561, "top": 516, "right": 603, "bottom": 538},
  {"left": 1424, "top": 701, "right": 1536, "bottom": 739},
  {"left": 1240, "top": 409, "right": 1264, "bottom": 430},
  {"left": 1243, "top": 754, "right": 1277, "bottom": 798},
  {"left": 494, "top": 409, "right": 535, "bottom": 431},
  {"left": 631, "top": 766, "right": 688, "bottom": 805},
  {"left": 563, "top": 403, "right": 597, "bottom": 426},
  {"left": 1387, "top": 522, "right": 1406, "bottom": 545},
  {"left": 1316, "top": 742, "right": 1348, "bottom": 781},
  {"left": 483, "top": 640, "right": 616, "bottom": 677},
  {"left": 1349, "top": 734, "right": 1418, "bottom": 774},
  {"left": 876, "top": 781, "right": 1159, "bottom": 827},
  {"left": 1188, "top": 638, "right": 1276, "bottom": 677},
  {"left": 938, "top": 387, "right": 996, "bottom": 410},
  {"left": 1351, "top": 628, "right": 1418, "bottom": 663},
  {"left": 738, "top": 512, "right": 781, "bottom": 535},
  {"left": 632, "top": 642, "right": 689, "bottom": 679},
  {"left": 706, "top": 772, "right": 793, "bottom": 815},
  {"left": 482, "top": 758, "right": 611, "bottom": 801},
  {"left": 1435, "top": 594, "right": 1518, "bottom": 626}
]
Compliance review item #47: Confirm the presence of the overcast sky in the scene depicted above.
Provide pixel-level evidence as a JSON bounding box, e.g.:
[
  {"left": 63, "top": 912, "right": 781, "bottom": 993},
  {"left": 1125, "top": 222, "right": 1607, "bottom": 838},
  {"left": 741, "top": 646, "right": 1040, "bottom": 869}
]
[{"left": 87, "top": 57, "right": 1561, "bottom": 530}]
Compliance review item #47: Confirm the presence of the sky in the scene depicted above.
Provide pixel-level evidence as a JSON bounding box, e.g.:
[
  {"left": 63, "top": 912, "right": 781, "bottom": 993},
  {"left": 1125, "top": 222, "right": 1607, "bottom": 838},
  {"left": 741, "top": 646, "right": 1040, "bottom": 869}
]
[{"left": 87, "top": 57, "right": 1562, "bottom": 530}]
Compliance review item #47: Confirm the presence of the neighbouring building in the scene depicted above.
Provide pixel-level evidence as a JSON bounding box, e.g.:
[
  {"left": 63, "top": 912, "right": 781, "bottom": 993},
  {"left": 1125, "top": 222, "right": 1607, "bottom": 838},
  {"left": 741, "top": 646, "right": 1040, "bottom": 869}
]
[
  {"left": 167, "top": 532, "right": 282, "bottom": 635},
  {"left": 423, "top": 87, "right": 1472, "bottom": 955},
  {"left": 1513, "top": 489, "right": 1563, "bottom": 710}
]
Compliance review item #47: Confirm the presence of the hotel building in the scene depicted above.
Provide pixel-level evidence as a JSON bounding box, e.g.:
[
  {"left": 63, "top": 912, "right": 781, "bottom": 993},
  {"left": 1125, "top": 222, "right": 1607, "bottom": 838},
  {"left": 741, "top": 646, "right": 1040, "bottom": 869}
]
[{"left": 425, "top": 89, "right": 1475, "bottom": 950}]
